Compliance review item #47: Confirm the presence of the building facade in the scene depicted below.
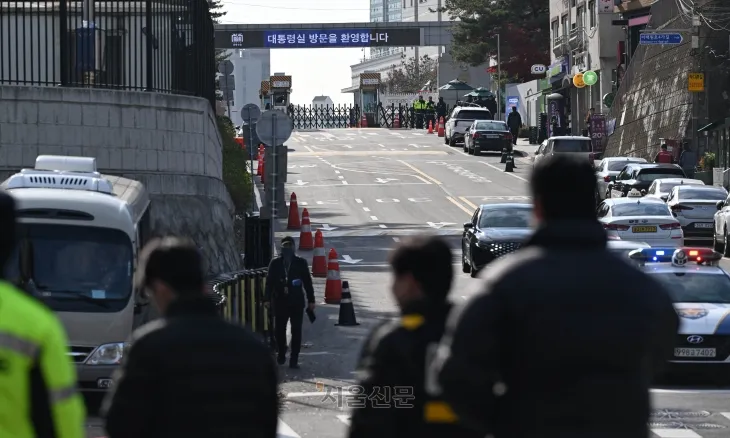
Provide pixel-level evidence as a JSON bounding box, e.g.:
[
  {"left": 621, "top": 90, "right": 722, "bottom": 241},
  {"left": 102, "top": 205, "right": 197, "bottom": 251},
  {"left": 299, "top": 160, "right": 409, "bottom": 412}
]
[
  {"left": 227, "top": 49, "right": 271, "bottom": 126},
  {"left": 312, "top": 95, "right": 334, "bottom": 108},
  {"left": 369, "top": 0, "right": 404, "bottom": 59},
  {"left": 549, "top": 0, "right": 623, "bottom": 134}
]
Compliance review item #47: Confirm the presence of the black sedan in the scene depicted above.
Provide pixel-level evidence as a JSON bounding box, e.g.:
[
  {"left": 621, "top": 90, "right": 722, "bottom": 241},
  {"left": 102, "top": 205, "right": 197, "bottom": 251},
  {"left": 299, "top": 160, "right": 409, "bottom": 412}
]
[
  {"left": 462, "top": 203, "right": 533, "bottom": 277},
  {"left": 608, "top": 163, "right": 686, "bottom": 198},
  {"left": 463, "top": 120, "right": 512, "bottom": 155}
]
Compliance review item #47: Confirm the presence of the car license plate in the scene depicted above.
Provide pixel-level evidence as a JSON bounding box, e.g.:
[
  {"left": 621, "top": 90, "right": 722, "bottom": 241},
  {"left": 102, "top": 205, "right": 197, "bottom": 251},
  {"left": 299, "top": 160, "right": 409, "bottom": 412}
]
[
  {"left": 674, "top": 348, "right": 716, "bottom": 358},
  {"left": 97, "top": 378, "right": 114, "bottom": 389},
  {"left": 486, "top": 134, "right": 499, "bottom": 138},
  {"left": 695, "top": 223, "right": 713, "bottom": 228},
  {"left": 632, "top": 226, "right": 657, "bottom": 233}
]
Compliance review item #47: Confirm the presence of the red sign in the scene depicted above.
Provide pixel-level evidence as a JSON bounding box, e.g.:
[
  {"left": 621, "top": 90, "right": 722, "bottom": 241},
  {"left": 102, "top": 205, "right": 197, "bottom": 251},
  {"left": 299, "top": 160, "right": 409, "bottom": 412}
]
[{"left": 589, "top": 114, "right": 607, "bottom": 154}]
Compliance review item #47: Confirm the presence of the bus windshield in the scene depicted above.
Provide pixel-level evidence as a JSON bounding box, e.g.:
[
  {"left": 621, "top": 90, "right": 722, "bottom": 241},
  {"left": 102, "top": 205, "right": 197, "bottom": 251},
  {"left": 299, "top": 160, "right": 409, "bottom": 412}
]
[{"left": 5, "top": 224, "right": 134, "bottom": 313}]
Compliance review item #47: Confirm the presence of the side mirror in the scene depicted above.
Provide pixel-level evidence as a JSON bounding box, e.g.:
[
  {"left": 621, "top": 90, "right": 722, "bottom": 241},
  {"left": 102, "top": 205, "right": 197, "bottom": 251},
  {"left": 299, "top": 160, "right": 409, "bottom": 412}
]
[
  {"left": 717, "top": 200, "right": 724, "bottom": 211},
  {"left": 463, "top": 221, "right": 473, "bottom": 230}
]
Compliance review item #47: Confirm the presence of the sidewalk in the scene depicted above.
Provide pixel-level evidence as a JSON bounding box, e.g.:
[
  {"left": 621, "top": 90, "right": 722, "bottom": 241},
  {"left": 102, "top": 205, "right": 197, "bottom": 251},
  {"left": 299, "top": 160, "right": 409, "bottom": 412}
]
[{"left": 514, "top": 138, "right": 538, "bottom": 165}]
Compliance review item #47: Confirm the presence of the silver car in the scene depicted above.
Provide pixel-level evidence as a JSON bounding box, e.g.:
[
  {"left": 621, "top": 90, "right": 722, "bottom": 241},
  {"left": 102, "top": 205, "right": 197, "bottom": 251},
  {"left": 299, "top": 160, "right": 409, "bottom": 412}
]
[
  {"left": 595, "top": 157, "right": 648, "bottom": 201},
  {"left": 533, "top": 136, "right": 594, "bottom": 168},
  {"left": 667, "top": 185, "right": 728, "bottom": 242},
  {"left": 645, "top": 178, "right": 705, "bottom": 202}
]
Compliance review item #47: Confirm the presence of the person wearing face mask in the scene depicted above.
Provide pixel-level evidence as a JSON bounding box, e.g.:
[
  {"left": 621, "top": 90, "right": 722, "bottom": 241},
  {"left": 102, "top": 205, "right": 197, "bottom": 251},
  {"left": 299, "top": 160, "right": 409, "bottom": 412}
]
[
  {"left": 263, "top": 236, "right": 316, "bottom": 369},
  {"left": 427, "top": 155, "right": 678, "bottom": 438},
  {"left": 348, "top": 236, "right": 482, "bottom": 438},
  {"left": 102, "top": 237, "right": 279, "bottom": 438}
]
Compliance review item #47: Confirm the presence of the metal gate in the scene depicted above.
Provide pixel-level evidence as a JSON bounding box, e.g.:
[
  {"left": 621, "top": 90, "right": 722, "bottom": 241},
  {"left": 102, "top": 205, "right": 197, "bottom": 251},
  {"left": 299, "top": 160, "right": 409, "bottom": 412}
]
[{"left": 285, "top": 103, "right": 453, "bottom": 130}]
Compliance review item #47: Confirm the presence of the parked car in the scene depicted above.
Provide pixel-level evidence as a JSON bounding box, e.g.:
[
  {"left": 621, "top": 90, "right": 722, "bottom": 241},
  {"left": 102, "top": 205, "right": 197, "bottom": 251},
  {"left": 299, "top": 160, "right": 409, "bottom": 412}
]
[
  {"left": 444, "top": 107, "right": 493, "bottom": 146},
  {"left": 463, "top": 120, "right": 511, "bottom": 155},
  {"left": 667, "top": 185, "right": 728, "bottom": 243}
]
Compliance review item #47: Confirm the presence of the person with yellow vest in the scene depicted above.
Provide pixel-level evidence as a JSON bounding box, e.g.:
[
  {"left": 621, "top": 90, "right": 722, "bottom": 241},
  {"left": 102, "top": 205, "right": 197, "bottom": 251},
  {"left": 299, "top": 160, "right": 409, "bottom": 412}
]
[
  {"left": 0, "top": 191, "right": 86, "bottom": 438},
  {"left": 347, "top": 236, "right": 482, "bottom": 438},
  {"left": 412, "top": 95, "right": 427, "bottom": 129}
]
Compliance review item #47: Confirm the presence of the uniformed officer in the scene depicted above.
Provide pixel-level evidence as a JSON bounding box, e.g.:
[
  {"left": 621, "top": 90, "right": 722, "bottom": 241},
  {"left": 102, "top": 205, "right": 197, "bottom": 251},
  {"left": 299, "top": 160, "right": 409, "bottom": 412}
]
[
  {"left": 348, "top": 236, "right": 482, "bottom": 438},
  {"left": 0, "top": 190, "right": 86, "bottom": 438},
  {"left": 425, "top": 96, "right": 436, "bottom": 129},
  {"left": 263, "top": 236, "right": 316, "bottom": 369},
  {"left": 412, "top": 95, "right": 426, "bottom": 129}
]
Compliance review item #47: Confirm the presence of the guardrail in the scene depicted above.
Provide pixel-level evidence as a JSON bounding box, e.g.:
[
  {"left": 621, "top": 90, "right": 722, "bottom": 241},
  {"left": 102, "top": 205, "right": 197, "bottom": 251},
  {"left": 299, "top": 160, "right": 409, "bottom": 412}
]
[{"left": 207, "top": 268, "right": 273, "bottom": 346}]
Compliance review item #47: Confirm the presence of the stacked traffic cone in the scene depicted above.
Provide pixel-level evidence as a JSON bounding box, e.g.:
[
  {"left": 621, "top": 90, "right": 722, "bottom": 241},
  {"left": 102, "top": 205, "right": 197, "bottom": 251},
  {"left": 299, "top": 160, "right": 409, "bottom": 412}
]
[
  {"left": 335, "top": 281, "right": 359, "bottom": 326},
  {"left": 360, "top": 114, "right": 368, "bottom": 128},
  {"left": 394, "top": 113, "right": 400, "bottom": 128},
  {"left": 324, "top": 248, "right": 342, "bottom": 304},
  {"left": 287, "top": 193, "right": 301, "bottom": 230},
  {"left": 256, "top": 152, "right": 263, "bottom": 176},
  {"left": 311, "top": 230, "right": 327, "bottom": 277},
  {"left": 427, "top": 120, "right": 434, "bottom": 134},
  {"left": 299, "top": 208, "right": 314, "bottom": 250},
  {"left": 437, "top": 117, "right": 445, "bottom": 137}
]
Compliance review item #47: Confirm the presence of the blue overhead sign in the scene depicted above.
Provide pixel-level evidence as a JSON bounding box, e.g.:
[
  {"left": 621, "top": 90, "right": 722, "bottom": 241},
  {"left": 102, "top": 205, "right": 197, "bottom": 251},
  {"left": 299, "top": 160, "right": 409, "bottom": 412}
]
[{"left": 639, "top": 33, "right": 684, "bottom": 45}]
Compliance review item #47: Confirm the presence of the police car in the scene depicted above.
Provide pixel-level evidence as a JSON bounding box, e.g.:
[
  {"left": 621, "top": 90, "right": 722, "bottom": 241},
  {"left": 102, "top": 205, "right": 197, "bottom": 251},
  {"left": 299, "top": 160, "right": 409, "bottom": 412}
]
[{"left": 628, "top": 247, "right": 730, "bottom": 368}]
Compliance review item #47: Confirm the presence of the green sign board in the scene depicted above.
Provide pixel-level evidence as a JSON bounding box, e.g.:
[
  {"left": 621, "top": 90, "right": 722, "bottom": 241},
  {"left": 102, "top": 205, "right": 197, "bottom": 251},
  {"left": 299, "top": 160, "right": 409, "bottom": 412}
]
[
  {"left": 547, "top": 63, "right": 563, "bottom": 78},
  {"left": 583, "top": 70, "right": 598, "bottom": 86}
]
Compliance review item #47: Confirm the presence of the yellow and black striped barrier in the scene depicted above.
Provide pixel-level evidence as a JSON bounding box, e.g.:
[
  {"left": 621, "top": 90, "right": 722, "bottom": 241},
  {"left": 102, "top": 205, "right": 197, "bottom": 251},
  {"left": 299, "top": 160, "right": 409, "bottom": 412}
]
[{"left": 209, "top": 269, "right": 273, "bottom": 345}]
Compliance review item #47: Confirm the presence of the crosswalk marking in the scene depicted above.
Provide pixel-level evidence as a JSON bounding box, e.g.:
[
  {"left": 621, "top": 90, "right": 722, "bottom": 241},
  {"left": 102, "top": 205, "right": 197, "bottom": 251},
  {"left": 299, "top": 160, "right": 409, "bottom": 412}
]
[
  {"left": 651, "top": 430, "right": 702, "bottom": 438},
  {"left": 277, "top": 419, "right": 300, "bottom": 438},
  {"left": 336, "top": 415, "right": 351, "bottom": 426}
]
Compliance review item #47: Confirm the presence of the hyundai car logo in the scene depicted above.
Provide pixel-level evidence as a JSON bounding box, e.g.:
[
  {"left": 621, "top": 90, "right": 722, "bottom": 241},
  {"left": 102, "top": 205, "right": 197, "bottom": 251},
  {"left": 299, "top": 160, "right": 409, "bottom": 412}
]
[{"left": 687, "top": 335, "right": 704, "bottom": 344}]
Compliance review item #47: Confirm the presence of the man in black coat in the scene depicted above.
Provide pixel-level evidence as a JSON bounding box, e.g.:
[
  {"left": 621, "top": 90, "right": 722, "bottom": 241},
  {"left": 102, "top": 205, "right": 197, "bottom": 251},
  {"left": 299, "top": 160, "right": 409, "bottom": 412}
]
[
  {"left": 348, "top": 236, "right": 482, "bottom": 438},
  {"left": 506, "top": 106, "right": 522, "bottom": 145},
  {"left": 264, "top": 236, "right": 316, "bottom": 369},
  {"left": 102, "top": 237, "right": 279, "bottom": 438},
  {"left": 429, "top": 155, "right": 679, "bottom": 438}
]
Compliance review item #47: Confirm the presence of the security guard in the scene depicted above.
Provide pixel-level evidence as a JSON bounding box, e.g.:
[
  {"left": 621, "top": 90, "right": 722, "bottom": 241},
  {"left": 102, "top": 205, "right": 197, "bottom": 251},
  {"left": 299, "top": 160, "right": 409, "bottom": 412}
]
[
  {"left": 412, "top": 95, "right": 427, "bottom": 129},
  {"left": 0, "top": 191, "right": 86, "bottom": 438},
  {"left": 347, "top": 236, "right": 481, "bottom": 438},
  {"left": 425, "top": 96, "right": 436, "bottom": 129}
]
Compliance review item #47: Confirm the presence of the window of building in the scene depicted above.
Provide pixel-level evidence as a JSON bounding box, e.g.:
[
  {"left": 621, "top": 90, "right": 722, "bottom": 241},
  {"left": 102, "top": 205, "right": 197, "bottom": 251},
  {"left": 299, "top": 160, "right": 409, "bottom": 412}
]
[
  {"left": 576, "top": 5, "right": 584, "bottom": 28},
  {"left": 561, "top": 14, "right": 569, "bottom": 35},
  {"left": 552, "top": 20, "right": 559, "bottom": 43},
  {"left": 588, "top": 0, "right": 596, "bottom": 28},
  {"left": 570, "top": 0, "right": 576, "bottom": 6}
]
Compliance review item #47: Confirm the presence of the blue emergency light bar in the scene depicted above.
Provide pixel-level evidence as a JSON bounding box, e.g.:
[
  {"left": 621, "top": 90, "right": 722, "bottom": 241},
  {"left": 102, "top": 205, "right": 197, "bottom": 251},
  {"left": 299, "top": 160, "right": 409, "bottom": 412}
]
[{"left": 628, "top": 247, "right": 723, "bottom": 265}]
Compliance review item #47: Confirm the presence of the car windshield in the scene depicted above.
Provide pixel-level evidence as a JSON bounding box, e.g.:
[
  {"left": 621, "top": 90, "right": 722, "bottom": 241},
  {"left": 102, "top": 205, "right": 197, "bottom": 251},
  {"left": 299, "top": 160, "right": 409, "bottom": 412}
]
[
  {"left": 637, "top": 169, "right": 685, "bottom": 181},
  {"left": 475, "top": 122, "right": 507, "bottom": 131},
  {"left": 457, "top": 110, "right": 491, "bottom": 120},
  {"left": 479, "top": 208, "right": 532, "bottom": 228},
  {"left": 608, "top": 161, "right": 641, "bottom": 171},
  {"left": 4, "top": 224, "right": 134, "bottom": 312},
  {"left": 651, "top": 273, "right": 730, "bottom": 304},
  {"left": 553, "top": 139, "right": 591, "bottom": 153},
  {"left": 679, "top": 188, "right": 727, "bottom": 200},
  {"left": 611, "top": 203, "right": 671, "bottom": 216}
]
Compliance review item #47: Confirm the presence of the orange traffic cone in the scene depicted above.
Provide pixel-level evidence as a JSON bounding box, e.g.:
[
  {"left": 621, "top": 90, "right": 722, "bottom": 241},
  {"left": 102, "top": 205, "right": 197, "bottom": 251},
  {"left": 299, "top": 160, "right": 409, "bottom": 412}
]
[
  {"left": 299, "top": 208, "right": 313, "bottom": 250},
  {"left": 437, "top": 117, "right": 445, "bottom": 137},
  {"left": 360, "top": 114, "right": 368, "bottom": 128},
  {"left": 259, "top": 155, "right": 265, "bottom": 184},
  {"left": 287, "top": 193, "right": 301, "bottom": 230},
  {"left": 427, "top": 120, "right": 434, "bottom": 134},
  {"left": 324, "top": 248, "right": 342, "bottom": 304},
  {"left": 256, "top": 154, "right": 263, "bottom": 176},
  {"left": 311, "top": 230, "right": 327, "bottom": 277},
  {"left": 393, "top": 113, "right": 400, "bottom": 128}
]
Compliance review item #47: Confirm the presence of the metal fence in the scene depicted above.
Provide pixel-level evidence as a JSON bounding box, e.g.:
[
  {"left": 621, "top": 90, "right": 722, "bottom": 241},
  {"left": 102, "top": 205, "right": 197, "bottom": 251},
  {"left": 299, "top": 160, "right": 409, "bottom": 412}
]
[{"left": 0, "top": 0, "right": 216, "bottom": 107}]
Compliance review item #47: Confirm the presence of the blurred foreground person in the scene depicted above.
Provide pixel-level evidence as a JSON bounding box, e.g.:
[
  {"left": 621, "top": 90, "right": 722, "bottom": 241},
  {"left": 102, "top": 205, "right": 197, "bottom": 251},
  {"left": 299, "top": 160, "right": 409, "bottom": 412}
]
[
  {"left": 0, "top": 190, "right": 86, "bottom": 437},
  {"left": 429, "top": 155, "right": 679, "bottom": 438},
  {"left": 348, "top": 236, "right": 482, "bottom": 438},
  {"left": 102, "top": 237, "right": 278, "bottom": 438}
]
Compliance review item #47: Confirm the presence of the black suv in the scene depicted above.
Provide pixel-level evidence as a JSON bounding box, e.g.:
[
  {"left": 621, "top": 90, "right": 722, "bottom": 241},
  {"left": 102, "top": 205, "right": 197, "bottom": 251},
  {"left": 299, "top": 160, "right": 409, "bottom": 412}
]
[{"left": 607, "top": 163, "right": 686, "bottom": 198}]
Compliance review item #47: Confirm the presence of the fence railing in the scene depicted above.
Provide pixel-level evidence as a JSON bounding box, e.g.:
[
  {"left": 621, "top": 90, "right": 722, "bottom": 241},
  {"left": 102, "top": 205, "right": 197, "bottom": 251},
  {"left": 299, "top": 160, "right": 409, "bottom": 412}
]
[{"left": 0, "top": 0, "right": 216, "bottom": 107}]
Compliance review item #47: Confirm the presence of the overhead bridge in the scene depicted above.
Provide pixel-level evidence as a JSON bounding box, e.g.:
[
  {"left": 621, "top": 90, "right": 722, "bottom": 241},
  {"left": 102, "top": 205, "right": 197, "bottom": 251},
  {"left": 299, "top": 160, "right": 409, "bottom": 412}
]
[{"left": 214, "top": 22, "right": 453, "bottom": 49}]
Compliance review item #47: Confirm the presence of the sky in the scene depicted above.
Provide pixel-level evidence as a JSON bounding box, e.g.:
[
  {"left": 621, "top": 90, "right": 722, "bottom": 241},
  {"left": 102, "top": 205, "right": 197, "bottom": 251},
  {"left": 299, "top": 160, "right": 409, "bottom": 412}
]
[{"left": 219, "top": 0, "right": 371, "bottom": 105}]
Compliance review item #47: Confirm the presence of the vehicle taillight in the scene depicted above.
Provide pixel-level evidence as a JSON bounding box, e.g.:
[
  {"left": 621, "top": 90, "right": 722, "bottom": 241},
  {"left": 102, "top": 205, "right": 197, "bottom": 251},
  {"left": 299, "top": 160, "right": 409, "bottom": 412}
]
[
  {"left": 659, "top": 222, "right": 682, "bottom": 230},
  {"left": 473, "top": 132, "right": 480, "bottom": 139},
  {"left": 603, "top": 175, "right": 611, "bottom": 182},
  {"left": 671, "top": 204, "right": 694, "bottom": 211},
  {"left": 603, "top": 223, "right": 630, "bottom": 231}
]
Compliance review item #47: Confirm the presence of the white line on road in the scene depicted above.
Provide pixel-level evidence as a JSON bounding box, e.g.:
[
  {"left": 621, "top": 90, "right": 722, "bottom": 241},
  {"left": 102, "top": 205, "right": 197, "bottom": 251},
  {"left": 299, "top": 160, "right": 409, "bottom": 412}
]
[
  {"left": 355, "top": 199, "right": 363, "bottom": 203},
  {"left": 338, "top": 175, "right": 345, "bottom": 179},
  {"left": 334, "top": 170, "right": 340, "bottom": 174},
  {"left": 363, "top": 207, "right": 370, "bottom": 212},
  {"left": 277, "top": 419, "right": 301, "bottom": 438},
  {"left": 378, "top": 144, "right": 386, "bottom": 147},
  {"left": 379, "top": 224, "right": 387, "bottom": 228},
  {"left": 336, "top": 415, "right": 351, "bottom": 427},
  {"left": 481, "top": 161, "right": 528, "bottom": 182},
  {"left": 650, "top": 430, "right": 701, "bottom": 438},
  {"left": 341, "top": 181, "right": 349, "bottom": 185},
  {"left": 721, "top": 412, "right": 730, "bottom": 420},
  {"left": 393, "top": 237, "right": 401, "bottom": 242},
  {"left": 370, "top": 216, "right": 379, "bottom": 221}
]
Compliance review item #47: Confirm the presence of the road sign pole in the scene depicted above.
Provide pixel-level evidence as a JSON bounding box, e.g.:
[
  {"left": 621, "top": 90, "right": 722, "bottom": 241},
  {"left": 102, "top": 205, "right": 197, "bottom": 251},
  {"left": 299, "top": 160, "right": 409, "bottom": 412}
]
[
  {"left": 270, "top": 113, "right": 278, "bottom": 253},
  {"left": 248, "top": 117, "right": 256, "bottom": 212}
]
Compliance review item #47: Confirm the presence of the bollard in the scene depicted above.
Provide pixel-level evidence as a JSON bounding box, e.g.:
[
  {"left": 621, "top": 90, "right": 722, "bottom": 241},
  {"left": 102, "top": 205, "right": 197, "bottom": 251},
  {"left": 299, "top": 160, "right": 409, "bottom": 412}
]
[
  {"left": 500, "top": 148, "right": 508, "bottom": 163},
  {"left": 505, "top": 153, "right": 515, "bottom": 172}
]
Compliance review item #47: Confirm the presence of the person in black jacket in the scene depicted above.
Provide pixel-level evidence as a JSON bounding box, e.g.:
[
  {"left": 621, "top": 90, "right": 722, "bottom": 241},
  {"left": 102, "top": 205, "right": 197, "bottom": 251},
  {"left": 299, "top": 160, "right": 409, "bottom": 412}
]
[
  {"left": 428, "top": 154, "right": 679, "bottom": 438},
  {"left": 264, "top": 236, "right": 316, "bottom": 369},
  {"left": 348, "top": 236, "right": 482, "bottom": 438},
  {"left": 506, "top": 106, "right": 522, "bottom": 145},
  {"left": 102, "top": 236, "right": 279, "bottom": 438}
]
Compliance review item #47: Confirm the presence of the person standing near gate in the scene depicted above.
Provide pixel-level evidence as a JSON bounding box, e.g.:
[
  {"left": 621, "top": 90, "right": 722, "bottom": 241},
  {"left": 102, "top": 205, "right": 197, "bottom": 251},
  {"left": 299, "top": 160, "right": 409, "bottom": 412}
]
[
  {"left": 507, "top": 106, "right": 522, "bottom": 146},
  {"left": 435, "top": 96, "right": 447, "bottom": 123},
  {"left": 263, "top": 236, "right": 316, "bottom": 369},
  {"left": 413, "top": 95, "right": 426, "bottom": 129},
  {"left": 426, "top": 96, "right": 436, "bottom": 129}
]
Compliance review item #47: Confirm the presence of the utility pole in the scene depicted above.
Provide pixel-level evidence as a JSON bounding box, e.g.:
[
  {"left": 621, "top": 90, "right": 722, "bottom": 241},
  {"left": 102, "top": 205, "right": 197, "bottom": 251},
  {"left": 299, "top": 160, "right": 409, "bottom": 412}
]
[
  {"left": 496, "top": 33, "right": 501, "bottom": 118},
  {"left": 414, "top": 0, "right": 420, "bottom": 79},
  {"left": 691, "top": 9, "right": 701, "bottom": 150}
]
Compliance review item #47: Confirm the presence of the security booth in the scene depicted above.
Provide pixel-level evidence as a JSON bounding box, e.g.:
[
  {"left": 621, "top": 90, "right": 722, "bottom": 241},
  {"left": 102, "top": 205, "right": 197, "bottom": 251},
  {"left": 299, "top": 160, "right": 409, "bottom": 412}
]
[
  {"left": 269, "top": 74, "right": 292, "bottom": 112},
  {"left": 359, "top": 72, "right": 381, "bottom": 127}
]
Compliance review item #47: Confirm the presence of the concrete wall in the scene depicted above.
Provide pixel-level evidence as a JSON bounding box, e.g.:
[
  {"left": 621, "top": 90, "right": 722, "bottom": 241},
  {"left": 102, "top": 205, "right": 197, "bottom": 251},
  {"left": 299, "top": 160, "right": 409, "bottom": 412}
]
[{"left": 0, "top": 85, "right": 240, "bottom": 275}]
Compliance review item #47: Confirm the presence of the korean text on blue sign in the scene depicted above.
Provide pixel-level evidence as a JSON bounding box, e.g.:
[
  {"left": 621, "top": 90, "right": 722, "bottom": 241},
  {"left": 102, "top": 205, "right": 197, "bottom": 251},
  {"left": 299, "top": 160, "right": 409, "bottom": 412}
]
[
  {"left": 639, "top": 33, "right": 683, "bottom": 45},
  {"left": 264, "top": 30, "right": 389, "bottom": 48}
]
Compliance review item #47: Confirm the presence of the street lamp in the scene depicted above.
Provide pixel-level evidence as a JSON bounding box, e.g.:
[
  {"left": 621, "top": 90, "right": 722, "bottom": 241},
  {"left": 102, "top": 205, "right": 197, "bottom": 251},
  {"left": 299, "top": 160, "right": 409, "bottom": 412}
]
[{"left": 495, "top": 34, "right": 501, "bottom": 118}]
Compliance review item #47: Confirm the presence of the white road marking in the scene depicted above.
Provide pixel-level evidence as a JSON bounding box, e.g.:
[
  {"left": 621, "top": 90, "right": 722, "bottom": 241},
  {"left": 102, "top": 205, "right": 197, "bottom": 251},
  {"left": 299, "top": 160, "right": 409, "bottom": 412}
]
[
  {"left": 481, "top": 161, "right": 528, "bottom": 182},
  {"left": 355, "top": 199, "right": 363, "bottom": 203},
  {"left": 336, "top": 415, "right": 351, "bottom": 426},
  {"left": 370, "top": 216, "right": 379, "bottom": 221},
  {"left": 334, "top": 170, "right": 341, "bottom": 174},
  {"left": 363, "top": 207, "right": 370, "bottom": 212},
  {"left": 650, "top": 430, "right": 701, "bottom": 438},
  {"left": 379, "top": 224, "right": 387, "bottom": 228},
  {"left": 341, "top": 181, "right": 349, "bottom": 185},
  {"left": 285, "top": 201, "right": 308, "bottom": 206},
  {"left": 378, "top": 143, "right": 386, "bottom": 147},
  {"left": 376, "top": 198, "right": 401, "bottom": 203},
  {"left": 338, "top": 175, "right": 345, "bottom": 179},
  {"left": 393, "top": 237, "right": 401, "bottom": 242},
  {"left": 277, "top": 419, "right": 301, "bottom": 438},
  {"left": 721, "top": 412, "right": 730, "bottom": 420}
]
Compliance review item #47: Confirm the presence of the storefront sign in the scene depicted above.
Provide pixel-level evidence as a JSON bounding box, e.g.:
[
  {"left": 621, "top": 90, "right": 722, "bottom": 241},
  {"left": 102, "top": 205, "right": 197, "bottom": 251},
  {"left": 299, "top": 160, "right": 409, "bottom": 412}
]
[
  {"left": 361, "top": 78, "right": 379, "bottom": 85},
  {"left": 506, "top": 96, "right": 519, "bottom": 121},
  {"left": 589, "top": 114, "right": 607, "bottom": 154},
  {"left": 547, "top": 59, "right": 567, "bottom": 79}
]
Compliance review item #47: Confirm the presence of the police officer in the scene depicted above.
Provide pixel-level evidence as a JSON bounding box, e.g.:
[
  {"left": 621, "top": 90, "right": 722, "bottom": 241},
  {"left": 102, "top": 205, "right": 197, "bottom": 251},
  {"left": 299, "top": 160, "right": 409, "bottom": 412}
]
[
  {"left": 0, "top": 191, "right": 86, "bottom": 438},
  {"left": 103, "top": 237, "right": 279, "bottom": 437},
  {"left": 655, "top": 143, "right": 674, "bottom": 164},
  {"left": 429, "top": 155, "right": 678, "bottom": 437},
  {"left": 348, "top": 236, "right": 482, "bottom": 438},
  {"left": 435, "top": 96, "right": 447, "bottom": 123},
  {"left": 264, "top": 236, "right": 316, "bottom": 369},
  {"left": 413, "top": 95, "right": 426, "bottom": 129},
  {"left": 425, "top": 96, "right": 436, "bottom": 129}
]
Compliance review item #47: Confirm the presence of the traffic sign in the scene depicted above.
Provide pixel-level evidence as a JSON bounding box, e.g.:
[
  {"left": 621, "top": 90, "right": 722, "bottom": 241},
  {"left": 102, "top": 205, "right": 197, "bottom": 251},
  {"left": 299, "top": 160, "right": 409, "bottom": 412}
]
[
  {"left": 256, "top": 110, "right": 293, "bottom": 147},
  {"left": 241, "top": 103, "right": 261, "bottom": 123},
  {"left": 639, "top": 33, "right": 683, "bottom": 45},
  {"left": 217, "top": 60, "right": 234, "bottom": 75},
  {"left": 573, "top": 73, "right": 585, "bottom": 88},
  {"left": 688, "top": 73, "right": 705, "bottom": 92},
  {"left": 583, "top": 70, "right": 598, "bottom": 86}
]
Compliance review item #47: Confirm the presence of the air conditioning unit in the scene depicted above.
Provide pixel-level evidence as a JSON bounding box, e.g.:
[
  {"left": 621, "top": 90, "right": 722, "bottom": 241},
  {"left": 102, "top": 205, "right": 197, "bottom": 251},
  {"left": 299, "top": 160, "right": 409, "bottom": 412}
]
[{"left": 5, "top": 155, "right": 113, "bottom": 194}]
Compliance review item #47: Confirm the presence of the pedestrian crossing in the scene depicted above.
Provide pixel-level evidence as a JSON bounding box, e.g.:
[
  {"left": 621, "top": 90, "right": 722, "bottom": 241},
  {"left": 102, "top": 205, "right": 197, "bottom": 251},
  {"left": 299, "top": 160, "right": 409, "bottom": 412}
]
[{"left": 289, "top": 130, "right": 431, "bottom": 142}]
